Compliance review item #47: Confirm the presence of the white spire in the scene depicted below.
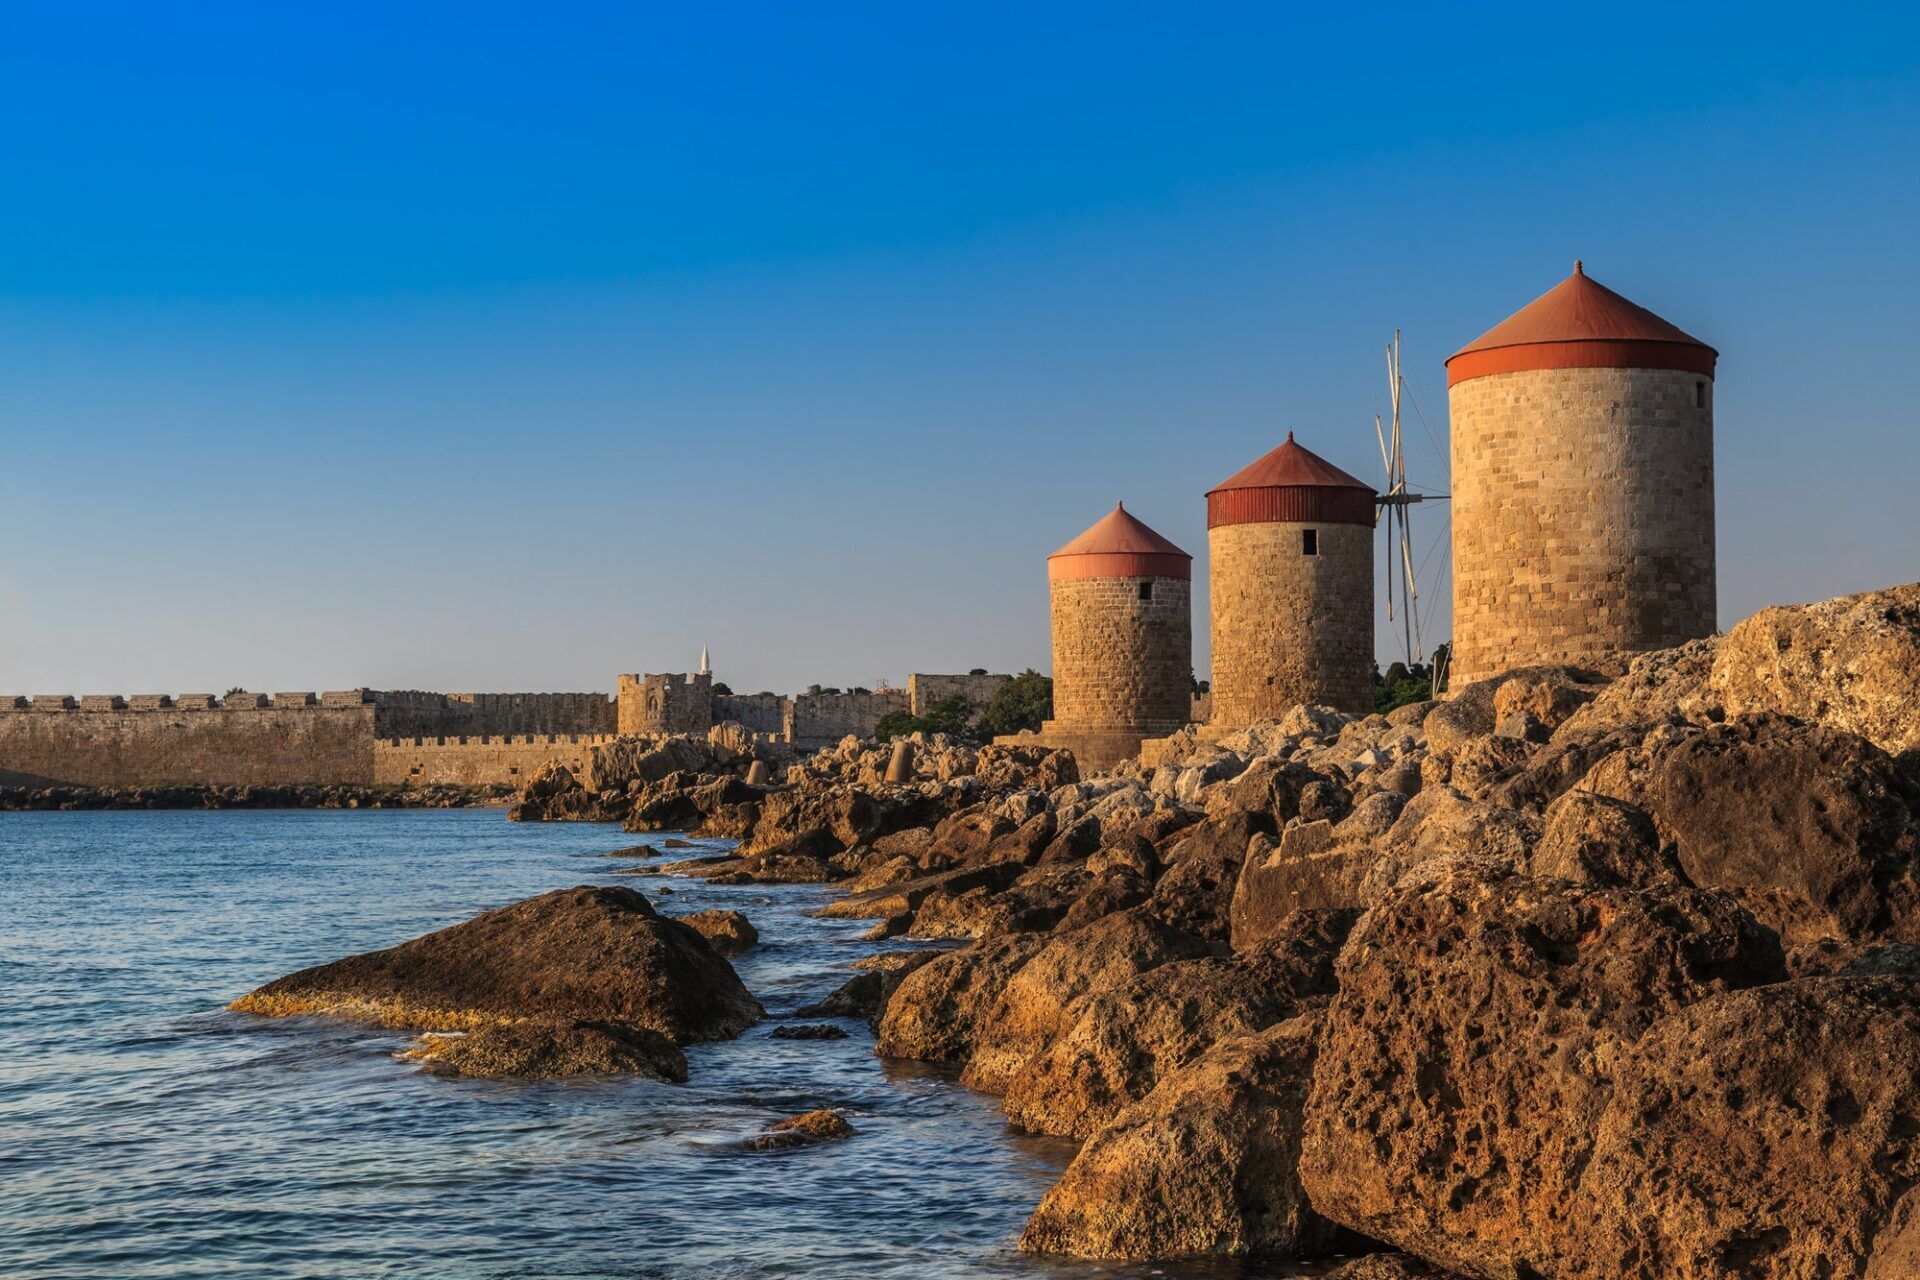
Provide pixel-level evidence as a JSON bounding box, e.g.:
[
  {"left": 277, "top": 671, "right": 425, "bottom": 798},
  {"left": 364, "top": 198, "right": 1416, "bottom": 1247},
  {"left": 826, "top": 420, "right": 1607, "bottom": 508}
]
[{"left": 699, "top": 645, "right": 710, "bottom": 676}]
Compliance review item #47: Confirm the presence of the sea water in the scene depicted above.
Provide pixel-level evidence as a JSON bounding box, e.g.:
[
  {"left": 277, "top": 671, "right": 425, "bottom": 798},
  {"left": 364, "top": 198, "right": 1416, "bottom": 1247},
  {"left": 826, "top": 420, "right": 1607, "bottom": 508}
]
[{"left": 0, "top": 809, "right": 1308, "bottom": 1279}]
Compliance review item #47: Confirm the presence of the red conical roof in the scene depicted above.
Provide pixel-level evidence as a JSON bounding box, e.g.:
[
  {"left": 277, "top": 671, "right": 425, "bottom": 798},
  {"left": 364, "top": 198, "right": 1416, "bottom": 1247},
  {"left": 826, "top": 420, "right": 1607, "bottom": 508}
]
[
  {"left": 1447, "top": 261, "right": 1717, "bottom": 386},
  {"left": 1206, "top": 432, "right": 1377, "bottom": 529},
  {"left": 1048, "top": 502, "right": 1191, "bottom": 581}
]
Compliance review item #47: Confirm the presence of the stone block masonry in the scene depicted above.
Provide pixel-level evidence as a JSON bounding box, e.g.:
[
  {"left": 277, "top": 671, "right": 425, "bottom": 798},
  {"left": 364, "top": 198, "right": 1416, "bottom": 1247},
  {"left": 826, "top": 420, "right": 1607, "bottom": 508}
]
[
  {"left": 1448, "top": 366, "right": 1715, "bottom": 684},
  {"left": 0, "top": 696, "right": 378, "bottom": 788},
  {"left": 1048, "top": 575, "right": 1191, "bottom": 734},
  {"left": 617, "top": 673, "right": 713, "bottom": 736},
  {"left": 1209, "top": 520, "right": 1374, "bottom": 722},
  {"left": 372, "top": 735, "right": 614, "bottom": 788},
  {"left": 907, "top": 673, "right": 1012, "bottom": 715},
  {"left": 787, "top": 690, "right": 910, "bottom": 750}
]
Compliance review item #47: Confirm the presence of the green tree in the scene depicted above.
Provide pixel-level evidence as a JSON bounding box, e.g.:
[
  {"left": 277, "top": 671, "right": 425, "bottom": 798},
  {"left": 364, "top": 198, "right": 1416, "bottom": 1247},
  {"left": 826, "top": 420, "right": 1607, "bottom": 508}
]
[
  {"left": 975, "top": 669, "right": 1052, "bottom": 739},
  {"left": 710, "top": 681, "right": 733, "bottom": 696},
  {"left": 874, "top": 710, "right": 921, "bottom": 742},
  {"left": 874, "top": 695, "right": 975, "bottom": 742}
]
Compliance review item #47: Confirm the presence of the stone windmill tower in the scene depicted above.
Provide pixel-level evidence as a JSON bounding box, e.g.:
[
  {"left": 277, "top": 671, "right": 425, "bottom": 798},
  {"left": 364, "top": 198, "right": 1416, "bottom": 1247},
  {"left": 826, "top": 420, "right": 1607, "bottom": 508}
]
[
  {"left": 1206, "top": 433, "right": 1378, "bottom": 722},
  {"left": 1446, "top": 262, "right": 1718, "bottom": 684},
  {"left": 1031, "top": 502, "right": 1193, "bottom": 769}
]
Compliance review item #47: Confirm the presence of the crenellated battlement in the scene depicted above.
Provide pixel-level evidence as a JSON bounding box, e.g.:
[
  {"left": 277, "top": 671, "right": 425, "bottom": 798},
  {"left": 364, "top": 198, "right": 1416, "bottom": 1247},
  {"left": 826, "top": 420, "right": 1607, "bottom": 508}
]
[
  {"left": 374, "top": 733, "right": 617, "bottom": 748},
  {"left": 2, "top": 690, "right": 373, "bottom": 713}
]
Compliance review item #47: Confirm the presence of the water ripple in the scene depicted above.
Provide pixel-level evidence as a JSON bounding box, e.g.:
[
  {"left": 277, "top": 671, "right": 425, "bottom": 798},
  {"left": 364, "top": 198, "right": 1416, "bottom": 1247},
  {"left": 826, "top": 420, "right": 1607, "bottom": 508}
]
[{"left": 0, "top": 809, "right": 1307, "bottom": 1279}]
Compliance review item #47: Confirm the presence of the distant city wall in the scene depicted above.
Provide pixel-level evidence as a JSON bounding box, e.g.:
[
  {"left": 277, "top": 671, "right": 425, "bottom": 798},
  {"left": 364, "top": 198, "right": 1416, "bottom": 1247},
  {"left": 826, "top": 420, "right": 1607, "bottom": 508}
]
[
  {"left": 786, "top": 689, "right": 910, "bottom": 749},
  {"left": 372, "top": 690, "right": 613, "bottom": 738},
  {"left": 372, "top": 734, "right": 614, "bottom": 788},
  {"left": 713, "top": 692, "right": 787, "bottom": 736},
  {"left": 0, "top": 670, "right": 1025, "bottom": 790},
  {"left": 907, "top": 672, "right": 1011, "bottom": 715},
  {"left": 0, "top": 694, "right": 377, "bottom": 787}
]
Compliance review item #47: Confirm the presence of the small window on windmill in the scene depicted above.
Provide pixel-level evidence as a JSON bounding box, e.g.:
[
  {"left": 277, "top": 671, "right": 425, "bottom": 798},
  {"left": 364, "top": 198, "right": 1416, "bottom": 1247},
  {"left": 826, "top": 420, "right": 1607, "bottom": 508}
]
[
  {"left": 1138, "top": 582, "right": 1153, "bottom": 602},
  {"left": 1695, "top": 381, "right": 1707, "bottom": 409},
  {"left": 1302, "top": 528, "right": 1319, "bottom": 556}
]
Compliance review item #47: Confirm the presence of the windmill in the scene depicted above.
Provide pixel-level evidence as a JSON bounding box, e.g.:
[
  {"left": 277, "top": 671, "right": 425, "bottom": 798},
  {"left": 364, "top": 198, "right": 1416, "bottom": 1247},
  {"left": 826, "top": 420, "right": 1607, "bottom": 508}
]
[{"left": 1373, "top": 331, "right": 1450, "bottom": 684}]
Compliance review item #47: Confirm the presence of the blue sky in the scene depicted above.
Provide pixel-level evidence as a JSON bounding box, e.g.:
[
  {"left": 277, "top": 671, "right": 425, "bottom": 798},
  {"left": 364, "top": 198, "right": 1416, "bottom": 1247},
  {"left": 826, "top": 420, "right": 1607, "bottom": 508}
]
[{"left": 3, "top": 3, "right": 1917, "bottom": 696}]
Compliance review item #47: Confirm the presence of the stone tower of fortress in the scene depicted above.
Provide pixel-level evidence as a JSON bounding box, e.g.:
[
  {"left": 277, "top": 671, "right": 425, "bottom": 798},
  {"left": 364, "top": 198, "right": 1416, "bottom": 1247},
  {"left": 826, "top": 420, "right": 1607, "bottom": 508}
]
[
  {"left": 1446, "top": 262, "right": 1717, "bottom": 684},
  {"left": 1207, "top": 432, "right": 1377, "bottom": 722},
  {"left": 1038, "top": 502, "right": 1193, "bottom": 768}
]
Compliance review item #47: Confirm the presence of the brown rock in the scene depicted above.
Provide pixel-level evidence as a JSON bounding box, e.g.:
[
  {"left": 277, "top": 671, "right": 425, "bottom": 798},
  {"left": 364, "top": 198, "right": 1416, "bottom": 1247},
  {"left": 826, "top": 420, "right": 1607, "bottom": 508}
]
[
  {"left": 975, "top": 743, "right": 1079, "bottom": 791},
  {"left": 1353, "top": 785, "right": 1541, "bottom": 902},
  {"left": 1710, "top": 582, "right": 1920, "bottom": 754},
  {"left": 405, "top": 1017, "right": 687, "bottom": 1080},
  {"left": 1146, "top": 811, "right": 1274, "bottom": 941},
  {"left": 1445, "top": 735, "right": 1537, "bottom": 801},
  {"left": 1018, "top": 1015, "right": 1341, "bottom": 1262},
  {"left": 874, "top": 933, "right": 1047, "bottom": 1061},
  {"left": 1298, "top": 862, "right": 1785, "bottom": 1280},
  {"left": 817, "top": 861, "right": 1023, "bottom": 922},
  {"left": 745, "top": 1108, "right": 855, "bottom": 1150},
  {"left": 768, "top": 1023, "right": 849, "bottom": 1040},
  {"left": 797, "top": 949, "right": 939, "bottom": 1022},
  {"left": 230, "top": 885, "right": 764, "bottom": 1044},
  {"left": 1530, "top": 788, "right": 1677, "bottom": 888},
  {"left": 1427, "top": 665, "right": 1606, "bottom": 755},
  {"left": 1004, "top": 910, "right": 1354, "bottom": 1138},
  {"left": 673, "top": 909, "right": 758, "bottom": 955},
  {"left": 961, "top": 907, "right": 1213, "bottom": 1094},
  {"left": 1639, "top": 714, "right": 1920, "bottom": 943},
  {"left": 1322, "top": 1257, "right": 1465, "bottom": 1279},
  {"left": 1551, "top": 635, "right": 1719, "bottom": 741},
  {"left": 1570, "top": 976, "right": 1920, "bottom": 1279},
  {"left": 1230, "top": 823, "right": 1376, "bottom": 948},
  {"left": 1055, "top": 865, "right": 1151, "bottom": 932}
]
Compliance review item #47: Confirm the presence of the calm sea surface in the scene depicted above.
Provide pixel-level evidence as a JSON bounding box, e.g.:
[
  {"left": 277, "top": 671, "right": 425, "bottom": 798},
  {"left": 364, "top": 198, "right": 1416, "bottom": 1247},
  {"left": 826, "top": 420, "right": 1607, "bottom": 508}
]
[{"left": 0, "top": 810, "right": 1313, "bottom": 1279}]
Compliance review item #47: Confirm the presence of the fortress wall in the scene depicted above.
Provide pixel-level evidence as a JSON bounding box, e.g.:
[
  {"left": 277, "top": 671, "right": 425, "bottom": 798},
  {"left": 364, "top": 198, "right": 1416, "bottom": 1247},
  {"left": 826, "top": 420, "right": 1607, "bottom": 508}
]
[
  {"left": 372, "top": 690, "right": 613, "bottom": 738},
  {"left": 712, "top": 692, "right": 787, "bottom": 736},
  {"left": 616, "top": 673, "right": 713, "bottom": 736},
  {"left": 372, "top": 734, "right": 615, "bottom": 788},
  {"left": 0, "top": 698, "right": 378, "bottom": 787},
  {"left": 907, "top": 673, "right": 1012, "bottom": 716},
  {"left": 787, "top": 690, "right": 909, "bottom": 749}
]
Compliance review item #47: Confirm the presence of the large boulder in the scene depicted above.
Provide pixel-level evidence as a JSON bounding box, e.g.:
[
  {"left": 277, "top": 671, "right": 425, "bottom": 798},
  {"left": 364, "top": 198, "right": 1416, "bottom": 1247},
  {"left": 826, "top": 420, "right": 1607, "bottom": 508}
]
[
  {"left": 1353, "top": 786, "right": 1541, "bottom": 902},
  {"left": 1230, "top": 822, "right": 1377, "bottom": 948},
  {"left": 1003, "top": 910, "right": 1354, "bottom": 1138},
  {"left": 1146, "top": 810, "right": 1274, "bottom": 941},
  {"left": 1427, "top": 665, "right": 1607, "bottom": 754},
  {"left": 1298, "top": 862, "right": 1785, "bottom": 1280},
  {"left": 231, "top": 885, "right": 764, "bottom": 1045},
  {"left": 506, "top": 762, "right": 628, "bottom": 823},
  {"left": 405, "top": 1017, "right": 687, "bottom": 1081},
  {"left": 1530, "top": 788, "right": 1677, "bottom": 889},
  {"left": 873, "top": 933, "right": 1046, "bottom": 1061},
  {"left": 1637, "top": 715, "right": 1920, "bottom": 944},
  {"left": 1018, "top": 1014, "right": 1343, "bottom": 1262},
  {"left": 961, "top": 907, "right": 1214, "bottom": 1094},
  {"left": 744, "top": 784, "right": 935, "bottom": 855},
  {"left": 673, "top": 909, "right": 758, "bottom": 955},
  {"left": 1709, "top": 582, "right": 1920, "bottom": 754},
  {"left": 1567, "top": 975, "right": 1920, "bottom": 1279}
]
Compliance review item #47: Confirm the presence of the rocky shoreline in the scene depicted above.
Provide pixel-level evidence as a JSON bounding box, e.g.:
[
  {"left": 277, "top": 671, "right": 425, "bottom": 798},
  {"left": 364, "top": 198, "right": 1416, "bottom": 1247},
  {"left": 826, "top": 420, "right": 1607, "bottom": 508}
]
[{"left": 230, "top": 580, "right": 1920, "bottom": 1279}]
